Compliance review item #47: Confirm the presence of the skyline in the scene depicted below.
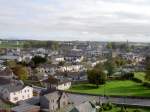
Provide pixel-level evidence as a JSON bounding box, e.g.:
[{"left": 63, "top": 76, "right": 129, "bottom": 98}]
[{"left": 1, "top": 0, "right": 150, "bottom": 42}]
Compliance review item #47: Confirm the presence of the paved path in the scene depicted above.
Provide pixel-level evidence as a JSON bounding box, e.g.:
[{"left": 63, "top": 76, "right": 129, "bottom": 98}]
[{"left": 68, "top": 93, "right": 150, "bottom": 107}]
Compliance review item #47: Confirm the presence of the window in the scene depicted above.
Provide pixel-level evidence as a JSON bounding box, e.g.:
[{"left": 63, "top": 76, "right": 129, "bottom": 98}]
[
  {"left": 22, "top": 96, "right": 24, "bottom": 99},
  {"left": 13, "top": 97, "right": 18, "bottom": 101}
]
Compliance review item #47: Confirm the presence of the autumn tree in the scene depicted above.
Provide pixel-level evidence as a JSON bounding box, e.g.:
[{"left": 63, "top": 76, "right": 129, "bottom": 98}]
[
  {"left": 13, "top": 65, "right": 28, "bottom": 80},
  {"left": 5, "top": 60, "right": 17, "bottom": 68}
]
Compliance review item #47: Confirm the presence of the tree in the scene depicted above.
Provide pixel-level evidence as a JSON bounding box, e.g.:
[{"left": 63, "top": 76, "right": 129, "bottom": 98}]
[
  {"left": 13, "top": 65, "right": 28, "bottom": 80},
  {"left": 106, "top": 42, "right": 112, "bottom": 49},
  {"left": 114, "top": 57, "right": 126, "bottom": 67},
  {"left": 31, "top": 56, "right": 47, "bottom": 66},
  {"left": 145, "top": 56, "right": 150, "bottom": 81},
  {"left": 87, "top": 64, "right": 106, "bottom": 88},
  {"left": 51, "top": 41, "right": 59, "bottom": 51},
  {"left": 5, "top": 60, "right": 17, "bottom": 68},
  {"left": 104, "top": 58, "right": 116, "bottom": 76},
  {"left": 58, "top": 61, "right": 65, "bottom": 66},
  {"left": 47, "top": 41, "right": 60, "bottom": 50},
  {"left": 47, "top": 75, "right": 58, "bottom": 84},
  {"left": 46, "top": 76, "right": 59, "bottom": 88}
]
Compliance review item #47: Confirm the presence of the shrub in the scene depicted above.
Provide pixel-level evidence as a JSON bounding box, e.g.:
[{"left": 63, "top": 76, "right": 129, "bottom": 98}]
[
  {"left": 133, "top": 109, "right": 141, "bottom": 112},
  {"left": 118, "top": 106, "right": 128, "bottom": 112},
  {"left": 143, "top": 82, "right": 150, "bottom": 88},
  {"left": 101, "top": 102, "right": 113, "bottom": 111},
  {"left": 107, "top": 102, "right": 113, "bottom": 110},
  {"left": 99, "top": 107, "right": 104, "bottom": 112},
  {"left": 132, "top": 78, "right": 143, "bottom": 83}
]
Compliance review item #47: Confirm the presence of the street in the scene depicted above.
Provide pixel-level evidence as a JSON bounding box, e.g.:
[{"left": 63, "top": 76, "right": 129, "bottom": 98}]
[{"left": 68, "top": 93, "right": 150, "bottom": 107}]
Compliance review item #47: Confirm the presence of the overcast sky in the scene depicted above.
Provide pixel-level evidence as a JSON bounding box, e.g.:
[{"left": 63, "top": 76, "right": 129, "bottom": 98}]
[{"left": 0, "top": 0, "right": 150, "bottom": 41}]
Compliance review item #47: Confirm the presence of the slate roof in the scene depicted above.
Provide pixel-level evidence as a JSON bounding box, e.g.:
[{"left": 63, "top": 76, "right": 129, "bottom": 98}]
[
  {"left": 11, "top": 104, "right": 40, "bottom": 112},
  {"left": 0, "top": 67, "right": 13, "bottom": 77},
  {"left": 6, "top": 83, "right": 24, "bottom": 92},
  {"left": 69, "top": 101, "right": 96, "bottom": 112},
  {"left": 0, "top": 77, "right": 11, "bottom": 85},
  {"left": 1, "top": 80, "right": 25, "bottom": 92},
  {"left": 56, "top": 101, "right": 96, "bottom": 112}
]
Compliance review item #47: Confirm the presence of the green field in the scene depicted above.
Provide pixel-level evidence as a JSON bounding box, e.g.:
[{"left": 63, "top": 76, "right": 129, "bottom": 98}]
[
  {"left": 104, "top": 106, "right": 150, "bottom": 112},
  {"left": 0, "top": 43, "right": 23, "bottom": 48},
  {"left": 134, "top": 72, "right": 149, "bottom": 82},
  {"left": 68, "top": 80, "right": 150, "bottom": 97}
]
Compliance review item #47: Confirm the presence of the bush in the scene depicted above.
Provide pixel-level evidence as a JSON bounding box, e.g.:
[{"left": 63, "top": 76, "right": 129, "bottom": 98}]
[
  {"left": 118, "top": 106, "right": 128, "bottom": 112},
  {"left": 99, "top": 107, "right": 104, "bottom": 112},
  {"left": 132, "top": 78, "right": 143, "bottom": 83},
  {"left": 143, "top": 82, "right": 150, "bottom": 88},
  {"left": 107, "top": 102, "right": 113, "bottom": 110},
  {"left": 101, "top": 102, "right": 113, "bottom": 111},
  {"left": 133, "top": 109, "right": 141, "bottom": 112}
]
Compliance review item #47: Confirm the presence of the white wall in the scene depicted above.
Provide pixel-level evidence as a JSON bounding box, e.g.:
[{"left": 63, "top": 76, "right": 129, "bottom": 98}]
[
  {"left": 57, "top": 82, "right": 71, "bottom": 90},
  {"left": 8, "top": 86, "right": 33, "bottom": 103}
]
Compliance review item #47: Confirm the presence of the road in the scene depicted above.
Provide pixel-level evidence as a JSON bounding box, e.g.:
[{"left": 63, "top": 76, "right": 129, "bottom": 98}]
[
  {"left": 31, "top": 87, "right": 150, "bottom": 107},
  {"left": 68, "top": 93, "right": 150, "bottom": 107}
]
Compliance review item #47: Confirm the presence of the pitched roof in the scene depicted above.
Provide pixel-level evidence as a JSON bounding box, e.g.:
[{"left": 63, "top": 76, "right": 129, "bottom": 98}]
[
  {"left": 69, "top": 101, "right": 96, "bottom": 112},
  {"left": 0, "top": 77, "right": 11, "bottom": 85},
  {"left": 6, "top": 84, "right": 24, "bottom": 92},
  {"left": 0, "top": 67, "right": 13, "bottom": 77},
  {"left": 11, "top": 104, "right": 40, "bottom": 112},
  {"left": 1, "top": 81, "right": 25, "bottom": 92}
]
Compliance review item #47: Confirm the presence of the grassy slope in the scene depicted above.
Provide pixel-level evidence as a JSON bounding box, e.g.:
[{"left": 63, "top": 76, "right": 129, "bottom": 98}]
[
  {"left": 134, "top": 72, "right": 146, "bottom": 82},
  {"left": 104, "top": 106, "right": 150, "bottom": 112},
  {"left": 68, "top": 80, "right": 150, "bottom": 97}
]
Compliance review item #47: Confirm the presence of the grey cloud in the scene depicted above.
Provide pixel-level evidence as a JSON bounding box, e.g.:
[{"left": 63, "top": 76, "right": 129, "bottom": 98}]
[{"left": 0, "top": 0, "right": 150, "bottom": 41}]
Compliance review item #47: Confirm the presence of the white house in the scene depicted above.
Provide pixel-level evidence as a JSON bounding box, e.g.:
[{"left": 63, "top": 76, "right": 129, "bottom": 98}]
[
  {"left": 54, "top": 81, "right": 71, "bottom": 90},
  {"left": 43, "top": 78, "right": 71, "bottom": 90},
  {"left": 58, "top": 65, "right": 84, "bottom": 72},
  {"left": 36, "top": 64, "right": 56, "bottom": 75},
  {"left": 19, "top": 54, "right": 33, "bottom": 63},
  {"left": 0, "top": 83, "right": 33, "bottom": 104},
  {"left": 55, "top": 57, "right": 65, "bottom": 62},
  {"left": 65, "top": 55, "right": 84, "bottom": 63}
]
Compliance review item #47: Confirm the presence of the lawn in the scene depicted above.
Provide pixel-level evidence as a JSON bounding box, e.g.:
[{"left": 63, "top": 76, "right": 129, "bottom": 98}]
[
  {"left": 134, "top": 72, "right": 150, "bottom": 83},
  {"left": 68, "top": 80, "right": 150, "bottom": 97},
  {"left": 104, "top": 106, "right": 150, "bottom": 112},
  {"left": 0, "top": 43, "right": 23, "bottom": 48}
]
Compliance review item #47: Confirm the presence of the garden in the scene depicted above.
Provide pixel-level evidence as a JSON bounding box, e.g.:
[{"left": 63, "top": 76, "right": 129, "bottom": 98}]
[{"left": 68, "top": 80, "right": 150, "bottom": 97}]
